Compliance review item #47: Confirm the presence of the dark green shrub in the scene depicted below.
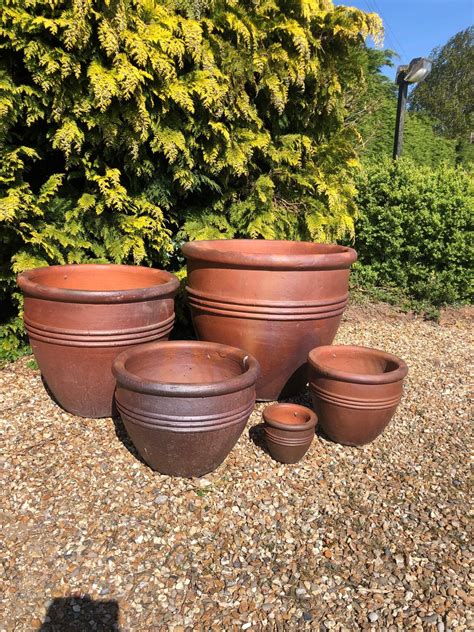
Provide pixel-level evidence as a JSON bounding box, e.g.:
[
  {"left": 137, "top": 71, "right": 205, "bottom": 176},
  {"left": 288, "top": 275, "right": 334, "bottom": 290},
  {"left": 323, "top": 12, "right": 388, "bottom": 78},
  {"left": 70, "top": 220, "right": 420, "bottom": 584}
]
[{"left": 352, "top": 157, "right": 473, "bottom": 310}]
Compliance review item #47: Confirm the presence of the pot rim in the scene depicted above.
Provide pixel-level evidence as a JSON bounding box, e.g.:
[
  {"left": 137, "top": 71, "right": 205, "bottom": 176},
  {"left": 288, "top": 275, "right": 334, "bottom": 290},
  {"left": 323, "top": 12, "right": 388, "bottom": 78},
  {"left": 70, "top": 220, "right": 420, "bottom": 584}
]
[
  {"left": 17, "top": 264, "right": 180, "bottom": 304},
  {"left": 263, "top": 403, "right": 318, "bottom": 431},
  {"left": 181, "top": 239, "right": 357, "bottom": 270},
  {"left": 113, "top": 340, "right": 261, "bottom": 397},
  {"left": 308, "top": 345, "right": 408, "bottom": 385}
]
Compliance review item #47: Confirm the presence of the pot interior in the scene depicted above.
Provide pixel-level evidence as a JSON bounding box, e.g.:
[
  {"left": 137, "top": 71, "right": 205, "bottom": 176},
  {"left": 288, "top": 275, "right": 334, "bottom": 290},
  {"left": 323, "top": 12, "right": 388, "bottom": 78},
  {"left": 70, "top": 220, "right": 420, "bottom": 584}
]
[
  {"left": 196, "top": 240, "right": 349, "bottom": 257},
  {"left": 267, "top": 405, "right": 312, "bottom": 425},
  {"left": 28, "top": 265, "right": 168, "bottom": 292},
  {"left": 315, "top": 348, "right": 400, "bottom": 377},
  {"left": 124, "top": 346, "right": 247, "bottom": 385}
]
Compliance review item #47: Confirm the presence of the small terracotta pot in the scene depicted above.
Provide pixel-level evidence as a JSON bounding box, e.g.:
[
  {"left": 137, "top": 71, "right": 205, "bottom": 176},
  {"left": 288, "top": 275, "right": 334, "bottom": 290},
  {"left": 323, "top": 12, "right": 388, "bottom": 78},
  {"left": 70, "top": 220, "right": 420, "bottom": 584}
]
[
  {"left": 308, "top": 345, "right": 408, "bottom": 446},
  {"left": 17, "top": 264, "right": 179, "bottom": 418},
  {"left": 262, "top": 403, "right": 317, "bottom": 464},
  {"left": 113, "top": 341, "right": 260, "bottom": 477},
  {"left": 182, "top": 239, "right": 357, "bottom": 401}
]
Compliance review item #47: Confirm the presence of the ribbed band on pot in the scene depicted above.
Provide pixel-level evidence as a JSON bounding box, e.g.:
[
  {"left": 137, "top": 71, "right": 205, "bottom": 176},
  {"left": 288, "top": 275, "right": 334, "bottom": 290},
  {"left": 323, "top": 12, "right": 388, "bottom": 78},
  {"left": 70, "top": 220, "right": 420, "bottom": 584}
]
[
  {"left": 310, "top": 384, "right": 403, "bottom": 410},
  {"left": 115, "top": 398, "right": 255, "bottom": 433},
  {"left": 186, "top": 287, "right": 348, "bottom": 321},
  {"left": 263, "top": 429, "right": 314, "bottom": 446},
  {"left": 24, "top": 313, "right": 175, "bottom": 348}
]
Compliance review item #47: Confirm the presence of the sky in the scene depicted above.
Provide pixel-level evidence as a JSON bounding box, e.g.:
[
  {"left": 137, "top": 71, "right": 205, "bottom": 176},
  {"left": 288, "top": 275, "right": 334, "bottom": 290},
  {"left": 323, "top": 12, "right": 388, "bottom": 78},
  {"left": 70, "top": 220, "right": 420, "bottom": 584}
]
[{"left": 336, "top": 0, "right": 473, "bottom": 81}]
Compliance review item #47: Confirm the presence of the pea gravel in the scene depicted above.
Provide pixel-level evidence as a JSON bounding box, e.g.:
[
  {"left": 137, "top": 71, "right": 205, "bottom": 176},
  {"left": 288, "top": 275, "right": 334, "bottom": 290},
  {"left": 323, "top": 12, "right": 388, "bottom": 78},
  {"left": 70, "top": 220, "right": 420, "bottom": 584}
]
[{"left": 1, "top": 303, "right": 472, "bottom": 631}]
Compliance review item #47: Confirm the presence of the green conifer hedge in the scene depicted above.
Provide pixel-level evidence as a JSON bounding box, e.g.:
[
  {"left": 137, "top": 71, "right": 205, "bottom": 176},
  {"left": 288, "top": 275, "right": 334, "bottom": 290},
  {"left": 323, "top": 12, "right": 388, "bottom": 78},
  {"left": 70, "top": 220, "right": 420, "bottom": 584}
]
[{"left": 0, "top": 0, "right": 381, "bottom": 358}]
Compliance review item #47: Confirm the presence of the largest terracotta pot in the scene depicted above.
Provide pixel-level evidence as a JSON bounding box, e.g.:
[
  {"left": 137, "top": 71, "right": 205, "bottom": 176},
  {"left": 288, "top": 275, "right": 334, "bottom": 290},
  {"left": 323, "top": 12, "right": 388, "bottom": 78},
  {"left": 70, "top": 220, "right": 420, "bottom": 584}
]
[
  {"left": 17, "top": 264, "right": 179, "bottom": 418},
  {"left": 181, "top": 239, "right": 357, "bottom": 400}
]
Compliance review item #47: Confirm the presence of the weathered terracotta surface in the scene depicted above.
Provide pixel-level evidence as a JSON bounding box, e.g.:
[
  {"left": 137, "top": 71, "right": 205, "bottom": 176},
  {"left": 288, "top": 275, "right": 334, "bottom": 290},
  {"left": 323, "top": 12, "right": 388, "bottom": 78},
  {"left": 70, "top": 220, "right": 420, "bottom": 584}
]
[
  {"left": 182, "top": 239, "right": 357, "bottom": 400},
  {"left": 18, "top": 264, "right": 179, "bottom": 418},
  {"left": 263, "top": 403, "right": 317, "bottom": 464},
  {"left": 113, "top": 341, "right": 260, "bottom": 477},
  {"left": 308, "top": 345, "right": 408, "bottom": 446}
]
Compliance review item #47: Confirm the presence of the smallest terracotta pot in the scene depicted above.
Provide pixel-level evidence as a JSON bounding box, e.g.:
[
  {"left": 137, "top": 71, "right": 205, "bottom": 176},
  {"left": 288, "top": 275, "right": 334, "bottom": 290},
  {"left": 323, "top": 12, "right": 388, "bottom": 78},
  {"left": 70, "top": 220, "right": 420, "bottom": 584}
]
[{"left": 262, "top": 403, "right": 318, "bottom": 464}]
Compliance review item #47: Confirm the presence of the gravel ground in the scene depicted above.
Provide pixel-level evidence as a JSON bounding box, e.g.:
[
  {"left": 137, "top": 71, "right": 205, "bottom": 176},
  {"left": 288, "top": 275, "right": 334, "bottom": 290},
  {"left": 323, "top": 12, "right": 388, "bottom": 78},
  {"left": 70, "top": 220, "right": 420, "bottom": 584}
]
[{"left": 1, "top": 303, "right": 472, "bottom": 631}]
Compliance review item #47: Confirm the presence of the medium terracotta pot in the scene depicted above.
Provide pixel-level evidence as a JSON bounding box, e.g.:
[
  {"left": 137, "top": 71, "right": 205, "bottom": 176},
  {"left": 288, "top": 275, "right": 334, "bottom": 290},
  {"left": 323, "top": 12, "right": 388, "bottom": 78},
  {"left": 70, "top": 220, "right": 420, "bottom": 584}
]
[
  {"left": 112, "top": 341, "right": 260, "bottom": 477},
  {"left": 181, "top": 239, "right": 357, "bottom": 400},
  {"left": 18, "top": 264, "right": 179, "bottom": 418},
  {"left": 308, "top": 345, "right": 408, "bottom": 446},
  {"left": 263, "top": 403, "right": 317, "bottom": 464}
]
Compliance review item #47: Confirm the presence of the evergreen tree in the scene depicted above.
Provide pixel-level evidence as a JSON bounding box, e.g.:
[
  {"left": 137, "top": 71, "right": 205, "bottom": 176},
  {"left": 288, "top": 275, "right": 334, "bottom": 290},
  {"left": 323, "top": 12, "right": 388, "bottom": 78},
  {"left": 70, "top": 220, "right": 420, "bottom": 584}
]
[
  {"left": 410, "top": 27, "right": 474, "bottom": 164},
  {"left": 0, "top": 0, "right": 382, "bottom": 358}
]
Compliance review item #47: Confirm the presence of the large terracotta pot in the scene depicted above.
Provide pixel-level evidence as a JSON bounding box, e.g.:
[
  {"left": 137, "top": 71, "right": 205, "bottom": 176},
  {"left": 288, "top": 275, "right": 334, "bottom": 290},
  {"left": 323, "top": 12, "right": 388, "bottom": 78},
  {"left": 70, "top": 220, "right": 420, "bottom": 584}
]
[
  {"left": 18, "top": 264, "right": 179, "bottom": 418},
  {"left": 308, "top": 345, "right": 408, "bottom": 446},
  {"left": 263, "top": 403, "right": 317, "bottom": 464},
  {"left": 181, "top": 239, "right": 357, "bottom": 400},
  {"left": 113, "top": 341, "right": 260, "bottom": 477}
]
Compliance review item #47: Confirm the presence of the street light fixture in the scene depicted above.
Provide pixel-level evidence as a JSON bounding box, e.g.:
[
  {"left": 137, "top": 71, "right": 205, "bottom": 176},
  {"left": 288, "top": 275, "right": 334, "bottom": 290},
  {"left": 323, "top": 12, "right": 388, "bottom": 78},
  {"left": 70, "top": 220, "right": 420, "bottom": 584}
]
[{"left": 393, "top": 57, "right": 432, "bottom": 159}]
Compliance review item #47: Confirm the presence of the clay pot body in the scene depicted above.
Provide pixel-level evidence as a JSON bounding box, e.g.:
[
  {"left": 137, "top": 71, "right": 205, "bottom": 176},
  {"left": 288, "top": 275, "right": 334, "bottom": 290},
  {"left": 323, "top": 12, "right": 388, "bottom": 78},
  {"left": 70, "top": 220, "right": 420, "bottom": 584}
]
[
  {"left": 308, "top": 345, "right": 408, "bottom": 446},
  {"left": 182, "top": 239, "right": 357, "bottom": 401},
  {"left": 113, "top": 341, "right": 260, "bottom": 477},
  {"left": 18, "top": 264, "right": 179, "bottom": 418},
  {"left": 263, "top": 403, "right": 317, "bottom": 464}
]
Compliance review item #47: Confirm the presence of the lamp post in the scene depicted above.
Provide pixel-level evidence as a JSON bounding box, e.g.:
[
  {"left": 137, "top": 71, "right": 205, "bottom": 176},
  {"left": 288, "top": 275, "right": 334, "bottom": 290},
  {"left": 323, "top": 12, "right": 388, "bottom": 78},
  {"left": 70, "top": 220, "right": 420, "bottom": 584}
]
[{"left": 393, "top": 57, "right": 432, "bottom": 159}]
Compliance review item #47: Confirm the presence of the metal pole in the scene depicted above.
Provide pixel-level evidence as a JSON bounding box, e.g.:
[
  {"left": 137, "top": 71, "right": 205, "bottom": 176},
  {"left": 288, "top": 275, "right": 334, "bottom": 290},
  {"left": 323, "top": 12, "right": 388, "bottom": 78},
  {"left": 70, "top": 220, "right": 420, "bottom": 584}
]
[{"left": 393, "top": 79, "right": 408, "bottom": 159}]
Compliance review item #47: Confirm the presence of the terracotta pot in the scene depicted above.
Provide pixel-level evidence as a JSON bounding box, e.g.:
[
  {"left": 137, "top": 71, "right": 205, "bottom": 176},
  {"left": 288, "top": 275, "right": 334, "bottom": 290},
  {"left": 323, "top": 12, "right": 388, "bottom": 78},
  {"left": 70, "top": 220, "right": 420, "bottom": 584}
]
[
  {"left": 308, "top": 345, "right": 408, "bottom": 446},
  {"left": 18, "top": 264, "right": 179, "bottom": 418},
  {"left": 112, "top": 341, "right": 260, "bottom": 477},
  {"left": 263, "top": 403, "right": 317, "bottom": 464},
  {"left": 181, "top": 239, "right": 357, "bottom": 400}
]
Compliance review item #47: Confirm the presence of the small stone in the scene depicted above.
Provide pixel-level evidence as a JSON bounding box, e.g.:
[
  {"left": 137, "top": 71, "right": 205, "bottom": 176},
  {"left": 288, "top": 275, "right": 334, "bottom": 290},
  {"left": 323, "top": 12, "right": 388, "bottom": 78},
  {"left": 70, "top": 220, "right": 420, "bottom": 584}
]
[
  {"left": 437, "top": 623, "right": 445, "bottom": 632},
  {"left": 302, "top": 612, "right": 313, "bottom": 622},
  {"left": 198, "top": 478, "right": 211, "bottom": 488},
  {"left": 154, "top": 495, "right": 168, "bottom": 505},
  {"left": 394, "top": 554, "right": 405, "bottom": 567},
  {"left": 422, "top": 614, "right": 438, "bottom": 624},
  {"left": 458, "top": 589, "right": 472, "bottom": 605},
  {"left": 72, "top": 605, "right": 81, "bottom": 613},
  {"left": 368, "top": 612, "right": 379, "bottom": 623}
]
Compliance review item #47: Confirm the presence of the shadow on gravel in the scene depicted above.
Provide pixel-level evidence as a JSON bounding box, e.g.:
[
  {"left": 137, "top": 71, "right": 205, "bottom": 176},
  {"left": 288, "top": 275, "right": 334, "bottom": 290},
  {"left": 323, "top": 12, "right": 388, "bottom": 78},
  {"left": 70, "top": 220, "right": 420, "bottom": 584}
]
[
  {"left": 37, "top": 595, "right": 120, "bottom": 631},
  {"left": 111, "top": 410, "right": 150, "bottom": 468},
  {"left": 249, "top": 423, "right": 271, "bottom": 456},
  {"left": 40, "top": 375, "right": 64, "bottom": 410}
]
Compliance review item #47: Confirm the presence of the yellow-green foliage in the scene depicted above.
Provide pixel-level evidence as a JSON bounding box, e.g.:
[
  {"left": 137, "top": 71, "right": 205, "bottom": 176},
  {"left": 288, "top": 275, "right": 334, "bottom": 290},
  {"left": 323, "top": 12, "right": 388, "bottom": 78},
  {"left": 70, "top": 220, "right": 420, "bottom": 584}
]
[{"left": 0, "top": 0, "right": 381, "bottom": 358}]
